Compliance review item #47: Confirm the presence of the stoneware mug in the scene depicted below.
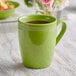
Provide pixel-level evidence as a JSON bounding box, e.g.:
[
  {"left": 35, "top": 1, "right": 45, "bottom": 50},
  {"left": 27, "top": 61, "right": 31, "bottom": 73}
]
[{"left": 18, "top": 14, "right": 67, "bottom": 69}]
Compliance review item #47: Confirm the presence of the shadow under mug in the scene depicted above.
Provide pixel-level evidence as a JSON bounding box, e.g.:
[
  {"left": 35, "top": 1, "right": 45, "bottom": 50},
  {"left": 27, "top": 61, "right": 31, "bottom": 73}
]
[{"left": 18, "top": 14, "right": 67, "bottom": 69}]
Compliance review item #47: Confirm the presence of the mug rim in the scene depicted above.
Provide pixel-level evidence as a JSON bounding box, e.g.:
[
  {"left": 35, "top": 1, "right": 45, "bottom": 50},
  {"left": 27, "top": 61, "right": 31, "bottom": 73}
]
[{"left": 18, "top": 14, "right": 57, "bottom": 26}]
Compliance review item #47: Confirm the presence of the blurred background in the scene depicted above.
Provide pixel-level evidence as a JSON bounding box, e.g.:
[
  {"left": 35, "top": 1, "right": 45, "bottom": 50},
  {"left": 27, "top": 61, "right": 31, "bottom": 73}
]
[
  {"left": 65, "top": 0, "right": 76, "bottom": 14},
  {"left": 0, "top": 0, "right": 76, "bottom": 76}
]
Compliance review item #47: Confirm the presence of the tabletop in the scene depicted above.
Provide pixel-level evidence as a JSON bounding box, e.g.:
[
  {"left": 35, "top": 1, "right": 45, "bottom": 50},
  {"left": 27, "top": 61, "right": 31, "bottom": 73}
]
[{"left": 0, "top": 0, "right": 76, "bottom": 76}]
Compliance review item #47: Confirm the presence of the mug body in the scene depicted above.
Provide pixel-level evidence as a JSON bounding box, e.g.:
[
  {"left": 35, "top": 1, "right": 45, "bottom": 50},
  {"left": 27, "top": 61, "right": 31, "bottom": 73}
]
[{"left": 18, "top": 15, "right": 57, "bottom": 69}]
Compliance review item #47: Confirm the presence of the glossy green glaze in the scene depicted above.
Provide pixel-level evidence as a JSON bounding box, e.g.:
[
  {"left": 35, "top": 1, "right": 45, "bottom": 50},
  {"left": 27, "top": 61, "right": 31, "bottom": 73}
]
[
  {"left": 18, "top": 15, "right": 67, "bottom": 69},
  {"left": 0, "top": 1, "right": 20, "bottom": 19}
]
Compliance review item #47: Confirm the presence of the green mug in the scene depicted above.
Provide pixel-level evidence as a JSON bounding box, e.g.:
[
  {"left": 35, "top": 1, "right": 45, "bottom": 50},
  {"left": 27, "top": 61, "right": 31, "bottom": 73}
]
[{"left": 18, "top": 14, "right": 67, "bottom": 69}]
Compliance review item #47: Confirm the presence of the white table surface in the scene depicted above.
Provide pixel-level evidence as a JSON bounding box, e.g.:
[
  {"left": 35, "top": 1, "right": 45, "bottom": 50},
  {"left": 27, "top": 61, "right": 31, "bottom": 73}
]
[{"left": 0, "top": 0, "right": 76, "bottom": 76}]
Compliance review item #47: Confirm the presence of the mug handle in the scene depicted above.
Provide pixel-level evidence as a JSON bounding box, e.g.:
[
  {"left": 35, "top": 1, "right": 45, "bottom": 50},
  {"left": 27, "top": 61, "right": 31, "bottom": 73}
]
[{"left": 56, "top": 20, "right": 67, "bottom": 45}]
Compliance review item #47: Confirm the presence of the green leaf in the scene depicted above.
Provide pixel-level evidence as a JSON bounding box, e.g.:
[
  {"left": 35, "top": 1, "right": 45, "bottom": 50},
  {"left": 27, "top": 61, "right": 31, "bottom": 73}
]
[{"left": 24, "top": 0, "right": 34, "bottom": 7}]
